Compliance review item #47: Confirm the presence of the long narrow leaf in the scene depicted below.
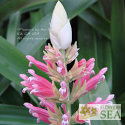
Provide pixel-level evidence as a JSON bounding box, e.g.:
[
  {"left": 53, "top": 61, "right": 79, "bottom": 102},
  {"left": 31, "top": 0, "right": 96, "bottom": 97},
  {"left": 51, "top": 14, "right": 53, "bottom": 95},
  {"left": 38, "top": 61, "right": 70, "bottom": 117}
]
[
  {"left": 111, "top": 0, "right": 125, "bottom": 98},
  {"left": 30, "top": 9, "right": 46, "bottom": 63},
  {"left": 6, "top": 11, "right": 21, "bottom": 45},
  {"left": 0, "top": 36, "right": 49, "bottom": 104},
  {"left": 79, "top": 8, "right": 110, "bottom": 39},
  {"left": 0, "top": 75, "right": 10, "bottom": 96}
]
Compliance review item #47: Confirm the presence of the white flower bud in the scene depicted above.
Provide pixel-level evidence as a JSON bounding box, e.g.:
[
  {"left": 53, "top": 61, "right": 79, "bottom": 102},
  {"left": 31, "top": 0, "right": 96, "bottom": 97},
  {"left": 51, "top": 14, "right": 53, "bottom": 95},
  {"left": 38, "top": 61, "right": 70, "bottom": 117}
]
[{"left": 50, "top": 1, "right": 72, "bottom": 50}]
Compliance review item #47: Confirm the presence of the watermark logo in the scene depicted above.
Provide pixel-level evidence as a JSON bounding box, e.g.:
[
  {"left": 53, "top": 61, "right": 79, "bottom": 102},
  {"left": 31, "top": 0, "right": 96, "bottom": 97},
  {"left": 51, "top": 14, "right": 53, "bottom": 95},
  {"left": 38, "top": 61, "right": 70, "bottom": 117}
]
[{"left": 79, "top": 104, "right": 121, "bottom": 120}]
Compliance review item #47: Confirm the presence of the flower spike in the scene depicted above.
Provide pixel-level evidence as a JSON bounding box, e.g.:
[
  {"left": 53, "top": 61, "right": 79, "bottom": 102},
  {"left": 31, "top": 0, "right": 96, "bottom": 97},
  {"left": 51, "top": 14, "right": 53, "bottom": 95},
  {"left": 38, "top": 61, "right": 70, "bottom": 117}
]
[{"left": 19, "top": 1, "right": 113, "bottom": 125}]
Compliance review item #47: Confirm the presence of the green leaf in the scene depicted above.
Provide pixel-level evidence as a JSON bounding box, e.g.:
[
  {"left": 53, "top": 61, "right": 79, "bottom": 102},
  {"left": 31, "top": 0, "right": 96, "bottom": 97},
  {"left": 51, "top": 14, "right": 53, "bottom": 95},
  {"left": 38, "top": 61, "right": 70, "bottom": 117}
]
[
  {"left": 79, "top": 8, "right": 110, "bottom": 39},
  {"left": 100, "top": 0, "right": 111, "bottom": 20},
  {"left": 0, "top": 75, "right": 10, "bottom": 96},
  {"left": 17, "top": 12, "right": 51, "bottom": 55},
  {"left": 90, "top": 1, "right": 105, "bottom": 16},
  {"left": 6, "top": 11, "right": 21, "bottom": 45},
  {"left": 96, "top": 34, "right": 112, "bottom": 91},
  {"left": 0, "top": 0, "right": 56, "bottom": 22},
  {"left": 116, "top": 92, "right": 125, "bottom": 103},
  {"left": 0, "top": 36, "right": 49, "bottom": 104},
  {"left": 6, "top": 11, "right": 23, "bottom": 95},
  {"left": 0, "top": 104, "right": 49, "bottom": 125},
  {"left": 0, "top": 36, "right": 48, "bottom": 85},
  {"left": 63, "top": 0, "right": 97, "bottom": 19},
  {"left": 30, "top": 9, "right": 46, "bottom": 63},
  {"left": 111, "top": 0, "right": 125, "bottom": 98},
  {"left": 42, "top": 1, "right": 56, "bottom": 15},
  {"left": 17, "top": 0, "right": 97, "bottom": 56},
  {"left": 10, "top": 81, "right": 22, "bottom": 96},
  {"left": 116, "top": 92, "right": 125, "bottom": 117},
  {"left": 0, "top": 0, "right": 10, "bottom": 7},
  {"left": 30, "top": 9, "right": 44, "bottom": 28},
  {"left": 0, "top": 86, "right": 24, "bottom": 105},
  {"left": 77, "top": 18, "right": 121, "bottom": 125}
]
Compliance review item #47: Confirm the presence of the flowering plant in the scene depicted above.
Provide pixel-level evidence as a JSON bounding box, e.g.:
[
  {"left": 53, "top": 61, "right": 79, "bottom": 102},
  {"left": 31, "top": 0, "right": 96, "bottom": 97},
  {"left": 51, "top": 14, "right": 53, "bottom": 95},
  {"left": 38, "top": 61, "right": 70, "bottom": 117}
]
[{"left": 20, "top": 1, "right": 114, "bottom": 125}]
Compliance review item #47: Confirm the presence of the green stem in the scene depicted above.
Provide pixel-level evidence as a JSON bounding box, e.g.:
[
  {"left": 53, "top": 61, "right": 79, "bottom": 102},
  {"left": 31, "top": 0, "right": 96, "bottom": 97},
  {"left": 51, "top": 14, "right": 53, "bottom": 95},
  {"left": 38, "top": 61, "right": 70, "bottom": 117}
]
[
  {"left": 66, "top": 82, "right": 71, "bottom": 114},
  {"left": 61, "top": 49, "right": 71, "bottom": 123}
]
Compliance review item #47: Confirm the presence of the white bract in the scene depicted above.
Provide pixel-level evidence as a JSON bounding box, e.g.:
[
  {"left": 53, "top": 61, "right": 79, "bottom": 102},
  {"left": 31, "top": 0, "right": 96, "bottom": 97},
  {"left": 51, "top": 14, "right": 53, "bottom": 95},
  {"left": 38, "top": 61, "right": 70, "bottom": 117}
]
[{"left": 50, "top": 1, "right": 72, "bottom": 50}]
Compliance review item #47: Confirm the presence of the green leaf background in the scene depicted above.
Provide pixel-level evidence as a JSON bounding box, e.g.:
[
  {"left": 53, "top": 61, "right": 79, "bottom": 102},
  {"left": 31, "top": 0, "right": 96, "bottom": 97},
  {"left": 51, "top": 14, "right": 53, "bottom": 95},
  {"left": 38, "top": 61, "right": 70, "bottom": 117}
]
[{"left": 0, "top": 0, "right": 124, "bottom": 124}]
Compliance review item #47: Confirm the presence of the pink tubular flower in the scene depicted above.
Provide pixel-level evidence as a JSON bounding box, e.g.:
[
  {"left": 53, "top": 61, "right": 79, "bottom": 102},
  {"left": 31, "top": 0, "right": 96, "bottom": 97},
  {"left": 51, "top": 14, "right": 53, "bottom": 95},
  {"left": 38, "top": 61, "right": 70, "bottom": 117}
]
[
  {"left": 82, "top": 63, "right": 95, "bottom": 82},
  {"left": 98, "top": 94, "right": 114, "bottom": 104},
  {"left": 26, "top": 55, "right": 48, "bottom": 73},
  {"left": 19, "top": 69, "right": 57, "bottom": 98},
  {"left": 24, "top": 103, "right": 51, "bottom": 124},
  {"left": 59, "top": 81, "right": 67, "bottom": 98},
  {"left": 86, "top": 58, "right": 95, "bottom": 68},
  {"left": 78, "top": 59, "right": 86, "bottom": 67},
  {"left": 44, "top": 59, "right": 54, "bottom": 69},
  {"left": 39, "top": 97, "right": 56, "bottom": 113},
  {"left": 85, "top": 67, "right": 108, "bottom": 92},
  {"left": 75, "top": 62, "right": 95, "bottom": 87},
  {"left": 76, "top": 116, "right": 91, "bottom": 125},
  {"left": 57, "top": 60, "right": 66, "bottom": 76},
  {"left": 75, "top": 67, "right": 108, "bottom": 97},
  {"left": 62, "top": 114, "right": 69, "bottom": 125},
  {"left": 61, "top": 104, "right": 66, "bottom": 114},
  {"left": 69, "top": 59, "right": 86, "bottom": 81},
  {"left": 88, "top": 94, "right": 114, "bottom": 104},
  {"left": 71, "top": 111, "right": 91, "bottom": 125}
]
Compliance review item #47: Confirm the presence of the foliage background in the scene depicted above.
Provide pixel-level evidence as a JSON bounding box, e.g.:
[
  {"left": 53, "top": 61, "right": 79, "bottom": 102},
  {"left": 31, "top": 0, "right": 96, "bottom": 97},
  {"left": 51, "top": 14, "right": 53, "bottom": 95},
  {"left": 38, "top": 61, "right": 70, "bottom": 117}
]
[{"left": 0, "top": 0, "right": 125, "bottom": 125}]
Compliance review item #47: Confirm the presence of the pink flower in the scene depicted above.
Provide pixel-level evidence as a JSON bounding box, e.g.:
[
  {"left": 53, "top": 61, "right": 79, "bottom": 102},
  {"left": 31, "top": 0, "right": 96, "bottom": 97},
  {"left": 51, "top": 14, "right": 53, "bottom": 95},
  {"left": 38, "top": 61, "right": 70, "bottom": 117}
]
[
  {"left": 61, "top": 104, "right": 66, "bottom": 114},
  {"left": 85, "top": 67, "right": 107, "bottom": 92},
  {"left": 59, "top": 81, "right": 67, "bottom": 98},
  {"left": 62, "top": 114, "right": 69, "bottom": 125},
  {"left": 86, "top": 58, "right": 95, "bottom": 68},
  {"left": 39, "top": 97, "right": 56, "bottom": 113},
  {"left": 74, "top": 67, "right": 107, "bottom": 97},
  {"left": 19, "top": 69, "right": 58, "bottom": 98},
  {"left": 76, "top": 115, "right": 91, "bottom": 125},
  {"left": 26, "top": 55, "right": 48, "bottom": 73},
  {"left": 44, "top": 59, "right": 54, "bottom": 69},
  {"left": 75, "top": 62, "right": 95, "bottom": 87},
  {"left": 57, "top": 60, "right": 66, "bottom": 76},
  {"left": 78, "top": 59, "right": 86, "bottom": 67},
  {"left": 88, "top": 94, "right": 114, "bottom": 104},
  {"left": 71, "top": 111, "right": 91, "bottom": 125},
  {"left": 24, "top": 103, "right": 51, "bottom": 124}
]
